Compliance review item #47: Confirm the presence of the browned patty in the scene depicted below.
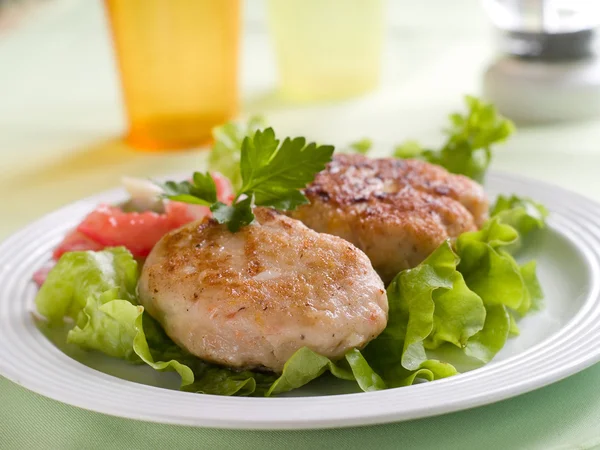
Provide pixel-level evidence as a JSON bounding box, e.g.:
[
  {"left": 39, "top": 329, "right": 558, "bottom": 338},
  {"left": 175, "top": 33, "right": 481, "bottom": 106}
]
[
  {"left": 138, "top": 208, "right": 388, "bottom": 373},
  {"left": 290, "top": 154, "right": 489, "bottom": 284}
]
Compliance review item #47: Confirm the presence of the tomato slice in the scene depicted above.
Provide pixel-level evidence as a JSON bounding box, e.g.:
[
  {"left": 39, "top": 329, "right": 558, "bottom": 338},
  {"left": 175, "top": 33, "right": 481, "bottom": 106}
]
[
  {"left": 76, "top": 202, "right": 197, "bottom": 258},
  {"left": 52, "top": 229, "right": 105, "bottom": 260},
  {"left": 51, "top": 172, "right": 233, "bottom": 260}
]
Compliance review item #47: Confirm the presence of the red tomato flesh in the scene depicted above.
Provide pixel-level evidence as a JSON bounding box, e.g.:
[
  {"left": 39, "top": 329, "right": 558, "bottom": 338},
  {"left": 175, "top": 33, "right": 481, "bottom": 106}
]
[
  {"left": 76, "top": 202, "right": 198, "bottom": 258},
  {"left": 51, "top": 172, "right": 233, "bottom": 260},
  {"left": 52, "top": 229, "right": 106, "bottom": 260}
]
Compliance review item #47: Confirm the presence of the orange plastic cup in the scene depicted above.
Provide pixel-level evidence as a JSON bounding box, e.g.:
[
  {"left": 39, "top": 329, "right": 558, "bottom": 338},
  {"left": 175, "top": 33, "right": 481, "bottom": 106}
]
[{"left": 104, "top": 0, "right": 240, "bottom": 150}]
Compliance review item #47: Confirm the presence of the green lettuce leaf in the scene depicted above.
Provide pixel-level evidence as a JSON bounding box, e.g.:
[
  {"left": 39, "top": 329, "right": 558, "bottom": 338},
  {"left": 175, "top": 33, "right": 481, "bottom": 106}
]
[
  {"left": 183, "top": 367, "right": 264, "bottom": 396},
  {"left": 363, "top": 355, "right": 457, "bottom": 388},
  {"left": 363, "top": 205, "right": 546, "bottom": 377},
  {"left": 364, "top": 241, "right": 484, "bottom": 386},
  {"left": 464, "top": 304, "right": 510, "bottom": 362},
  {"left": 343, "top": 348, "right": 386, "bottom": 392},
  {"left": 132, "top": 312, "right": 195, "bottom": 386},
  {"left": 265, "top": 347, "right": 386, "bottom": 396},
  {"left": 266, "top": 347, "right": 354, "bottom": 396},
  {"left": 520, "top": 260, "right": 544, "bottom": 312},
  {"left": 187, "top": 347, "right": 386, "bottom": 397},
  {"left": 68, "top": 297, "right": 142, "bottom": 361},
  {"left": 491, "top": 194, "right": 548, "bottom": 238},
  {"left": 425, "top": 267, "right": 487, "bottom": 350},
  {"left": 508, "top": 311, "right": 520, "bottom": 336},
  {"left": 142, "top": 311, "right": 272, "bottom": 396},
  {"left": 36, "top": 247, "right": 138, "bottom": 324},
  {"left": 388, "top": 360, "right": 458, "bottom": 388},
  {"left": 456, "top": 218, "right": 543, "bottom": 362},
  {"left": 457, "top": 219, "right": 525, "bottom": 309},
  {"left": 36, "top": 248, "right": 195, "bottom": 381}
]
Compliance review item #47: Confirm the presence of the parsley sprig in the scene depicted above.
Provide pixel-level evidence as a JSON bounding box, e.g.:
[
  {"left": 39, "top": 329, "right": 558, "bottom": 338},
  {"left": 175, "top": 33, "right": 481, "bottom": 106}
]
[{"left": 161, "top": 128, "right": 334, "bottom": 232}]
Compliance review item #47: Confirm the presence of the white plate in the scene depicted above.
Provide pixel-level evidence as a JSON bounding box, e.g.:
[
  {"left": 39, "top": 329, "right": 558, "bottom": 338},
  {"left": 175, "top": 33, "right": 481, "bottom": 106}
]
[{"left": 1, "top": 172, "right": 599, "bottom": 429}]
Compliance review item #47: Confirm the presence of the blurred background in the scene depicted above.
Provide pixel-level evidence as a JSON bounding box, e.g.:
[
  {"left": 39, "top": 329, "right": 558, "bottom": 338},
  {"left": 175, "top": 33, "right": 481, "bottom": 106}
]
[{"left": 2, "top": 0, "right": 600, "bottom": 236}]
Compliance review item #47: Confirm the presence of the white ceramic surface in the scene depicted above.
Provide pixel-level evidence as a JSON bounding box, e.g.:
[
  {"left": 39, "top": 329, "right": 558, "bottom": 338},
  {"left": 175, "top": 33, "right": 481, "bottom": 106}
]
[{"left": 0, "top": 172, "right": 599, "bottom": 429}]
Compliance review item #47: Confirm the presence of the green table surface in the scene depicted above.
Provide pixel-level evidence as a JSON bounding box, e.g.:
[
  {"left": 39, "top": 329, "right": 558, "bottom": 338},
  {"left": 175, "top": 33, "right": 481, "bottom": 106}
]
[{"left": 2, "top": 1, "right": 600, "bottom": 449}]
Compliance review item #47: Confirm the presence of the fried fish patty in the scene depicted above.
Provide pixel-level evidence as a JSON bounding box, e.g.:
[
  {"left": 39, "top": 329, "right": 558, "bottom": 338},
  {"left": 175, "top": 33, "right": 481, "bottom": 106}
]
[
  {"left": 290, "top": 154, "right": 489, "bottom": 284},
  {"left": 138, "top": 207, "right": 388, "bottom": 373}
]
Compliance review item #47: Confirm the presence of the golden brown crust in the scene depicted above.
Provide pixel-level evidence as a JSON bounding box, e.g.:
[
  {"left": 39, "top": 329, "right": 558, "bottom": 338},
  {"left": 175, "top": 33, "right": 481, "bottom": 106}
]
[
  {"left": 291, "top": 154, "right": 489, "bottom": 283},
  {"left": 304, "top": 154, "right": 488, "bottom": 224}
]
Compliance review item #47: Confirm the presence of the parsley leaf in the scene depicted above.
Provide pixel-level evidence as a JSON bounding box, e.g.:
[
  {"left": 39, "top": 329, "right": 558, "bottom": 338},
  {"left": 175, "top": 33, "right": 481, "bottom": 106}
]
[
  {"left": 160, "top": 172, "right": 217, "bottom": 205},
  {"left": 240, "top": 128, "right": 335, "bottom": 211},
  {"left": 210, "top": 196, "right": 255, "bottom": 232},
  {"left": 162, "top": 127, "right": 334, "bottom": 232},
  {"left": 394, "top": 96, "right": 514, "bottom": 182}
]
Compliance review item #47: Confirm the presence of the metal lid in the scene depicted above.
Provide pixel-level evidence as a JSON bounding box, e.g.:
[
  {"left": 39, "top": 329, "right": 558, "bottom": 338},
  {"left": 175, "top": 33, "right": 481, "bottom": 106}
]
[{"left": 500, "top": 28, "right": 597, "bottom": 61}]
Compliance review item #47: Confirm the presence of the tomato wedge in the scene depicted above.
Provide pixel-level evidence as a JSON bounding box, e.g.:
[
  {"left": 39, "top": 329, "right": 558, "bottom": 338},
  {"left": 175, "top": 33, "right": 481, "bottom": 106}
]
[
  {"left": 76, "top": 202, "right": 198, "bottom": 258},
  {"left": 50, "top": 172, "right": 233, "bottom": 261},
  {"left": 52, "top": 229, "right": 105, "bottom": 260}
]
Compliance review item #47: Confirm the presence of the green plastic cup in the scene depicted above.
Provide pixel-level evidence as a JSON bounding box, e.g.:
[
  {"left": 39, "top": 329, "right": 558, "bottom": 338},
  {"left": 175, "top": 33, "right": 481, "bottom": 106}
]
[{"left": 267, "top": 0, "right": 384, "bottom": 102}]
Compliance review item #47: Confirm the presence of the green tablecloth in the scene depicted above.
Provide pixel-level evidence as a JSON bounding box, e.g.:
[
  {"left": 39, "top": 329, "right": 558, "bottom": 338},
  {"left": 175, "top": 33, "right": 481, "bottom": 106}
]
[
  {"left": 2, "top": 1, "right": 600, "bottom": 449},
  {"left": 3, "top": 366, "right": 600, "bottom": 450}
]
